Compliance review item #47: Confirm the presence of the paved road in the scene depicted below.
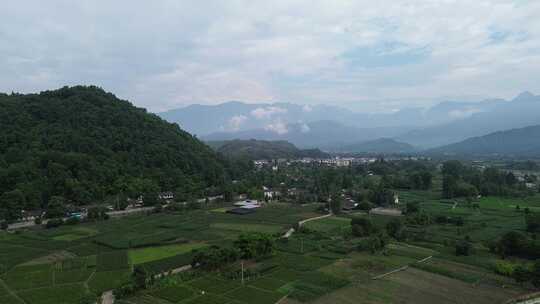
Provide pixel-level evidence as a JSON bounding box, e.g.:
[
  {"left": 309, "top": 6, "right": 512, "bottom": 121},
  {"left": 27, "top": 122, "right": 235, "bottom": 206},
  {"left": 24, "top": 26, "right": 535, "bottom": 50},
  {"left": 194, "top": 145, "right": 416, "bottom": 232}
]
[{"left": 7, "top": 207, "right": 155, "bottom": 230}]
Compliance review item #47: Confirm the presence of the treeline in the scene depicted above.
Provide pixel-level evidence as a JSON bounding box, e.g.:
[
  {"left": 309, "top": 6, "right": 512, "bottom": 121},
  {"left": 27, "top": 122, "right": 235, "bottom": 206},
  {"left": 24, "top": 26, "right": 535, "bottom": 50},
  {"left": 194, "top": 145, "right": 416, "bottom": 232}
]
[
  {"left": 0, "top": 86, "right": 226, "bottom": 222},
  {"left": 442, "top": 160, "right": 536, "bottom": 199}
]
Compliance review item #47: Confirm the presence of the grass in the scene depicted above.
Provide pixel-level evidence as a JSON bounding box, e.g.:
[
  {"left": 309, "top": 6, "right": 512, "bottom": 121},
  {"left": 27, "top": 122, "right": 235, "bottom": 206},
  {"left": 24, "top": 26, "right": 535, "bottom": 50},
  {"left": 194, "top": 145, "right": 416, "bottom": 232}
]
[
  {"left": 3, "top": 264, "right": 53, "bottom": 290},
  {"left": 248, "top": 277, "right": 287, "bottom": 291},
  {"left": 88, "top": 269, "right": 132, "bottom": 294},
  {"left": 224, "top": 286, "right": 283, "bottom": 304},
  {"left": 188, "top": 276, "right": 241, "bottom": 294},
  {"left": 304, "top": 217, "right": 351, "bottom": 232},
  {"left": 96, "top": 251, "right": 129, "bottom": 271},
  {"left": 55, "top": 269, "right": 94, "bottom": 284},
  {"left": 51, "top": 228, "right": 98, "bottom": 241},
  {"left": 151, "top": 285, "right": 195, "bottom": 302},
  {"left": 129, "top": 243, "right": 207, "bottom": 265},
  {"left": 17, "top": 283, "right": 88, "bottom": 304},
  {"left": 182, "top": 293, "right": 230, "bottom": 304},
  {"left": 210, "top": 223, "right": 283, "bottom": 234},
  {"left": 140, "top": 252, "right": 194, "bottom": 274}
]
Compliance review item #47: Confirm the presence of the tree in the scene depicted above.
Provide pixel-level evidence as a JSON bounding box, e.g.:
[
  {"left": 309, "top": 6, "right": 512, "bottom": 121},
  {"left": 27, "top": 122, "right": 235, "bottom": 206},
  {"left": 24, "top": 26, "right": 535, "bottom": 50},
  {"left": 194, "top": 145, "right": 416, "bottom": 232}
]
[
  {"left": 351, "top": 217, "right": 376, "bottom": 237},
  {"left": 406, "top": 201, "right": 420, "bottom": 214},
  {"left": 133, "top": 266, "right": 152, "bottom": 289},
  {"left": 386, "top": 219, "right": 406, "bottom": 240},
  {"left": 526, "top": 212, "right": 540, "bottom": 232},
  {"left": 0, "top": 189, "right": 24, "bottom": 222},
  {"left": 497, "top": 231, "right": 528, "bottom": 258},
  {"left": 329, "top": 195, "right": 343, "bottom": 215},
  {"left": 455, "top": 240, "right": 472, "bottom": 256},
  {"left": 234, "top": 233, "right": 274, "bottom": 259},
  {"left": 513, "top": 265, "right": 531, "bottom": 285},
  {"left": 46, "top": 196, "right": 66, "bottom": 218}
]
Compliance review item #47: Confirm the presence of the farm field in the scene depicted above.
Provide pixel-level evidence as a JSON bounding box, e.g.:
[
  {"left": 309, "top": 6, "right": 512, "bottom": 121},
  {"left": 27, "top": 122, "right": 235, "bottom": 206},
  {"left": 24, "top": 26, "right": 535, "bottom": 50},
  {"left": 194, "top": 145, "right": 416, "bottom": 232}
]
[
  {"left": 0, "top": 204, "right": 318, "bottom": 304},
  {"left": 1, "top": 189, "right": 539, "bottom": 303},
  {"left": 129, "top": 243, "right": 208, "bottom": 265}
]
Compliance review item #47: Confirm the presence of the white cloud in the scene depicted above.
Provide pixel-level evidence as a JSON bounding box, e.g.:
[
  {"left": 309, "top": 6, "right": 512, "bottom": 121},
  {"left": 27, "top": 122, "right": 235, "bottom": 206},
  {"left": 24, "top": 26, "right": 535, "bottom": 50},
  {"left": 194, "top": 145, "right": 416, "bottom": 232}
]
[
  {"left": 250, "top": 106, "right": 288, "bottom": 119},
  {"left": 448, "top": 108, "right": 483, "bottom": 119},
  {"left": 227, "top": 115, "right": 248, "bottom": 131},
  {"left": 265, "top": 119, "right": 288, "bottom": 134},
  {"left": 1, "top": 1, "right": 540, "bottom": 111},
  {"left": 302, "top": 104, "right": 313, "bottom": 112},
  {"left": 300, "top": 123, "right": 311, "bottom": 133}
]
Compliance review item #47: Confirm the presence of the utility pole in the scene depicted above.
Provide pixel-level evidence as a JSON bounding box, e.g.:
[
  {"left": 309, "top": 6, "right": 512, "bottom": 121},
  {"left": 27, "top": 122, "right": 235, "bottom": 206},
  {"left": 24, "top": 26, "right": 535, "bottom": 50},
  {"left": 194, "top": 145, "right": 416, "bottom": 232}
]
[{"left": 241, "top": 260, "right": 244, "bottom": 284}]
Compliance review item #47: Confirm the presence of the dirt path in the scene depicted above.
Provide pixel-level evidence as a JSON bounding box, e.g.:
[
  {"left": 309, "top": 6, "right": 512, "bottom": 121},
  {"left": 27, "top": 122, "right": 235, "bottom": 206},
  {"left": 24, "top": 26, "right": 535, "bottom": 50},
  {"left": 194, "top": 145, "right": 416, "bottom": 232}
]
[
  {"left": 154, "top": 264, "right": 192, "bottom": 279},
  {"left": 282, "top": 213, "right": 332, "bottom": 238},
  {"left": 372, "top": 256, "right": 432, "bottom": 280},
  {"left": 101, "top": 290, "right": 114, "bottom": 304}
]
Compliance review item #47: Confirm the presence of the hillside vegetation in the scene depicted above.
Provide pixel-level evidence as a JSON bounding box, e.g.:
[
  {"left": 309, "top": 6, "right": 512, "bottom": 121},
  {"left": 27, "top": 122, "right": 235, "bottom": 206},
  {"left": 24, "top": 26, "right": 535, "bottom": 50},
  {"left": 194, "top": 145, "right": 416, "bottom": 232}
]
[
  {"left": 209, "top": 139, "right": 328, "bottom": 160},
  {"left": 0, "top": 86, "right": 224, "bottom": 215}
]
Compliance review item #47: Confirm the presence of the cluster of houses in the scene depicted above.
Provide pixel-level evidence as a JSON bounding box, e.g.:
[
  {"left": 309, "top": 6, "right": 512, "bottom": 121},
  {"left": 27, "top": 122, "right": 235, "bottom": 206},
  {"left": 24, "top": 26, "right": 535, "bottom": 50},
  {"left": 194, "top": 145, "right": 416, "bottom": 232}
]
[{"left": 254, "top": 156, "right": 431, "bottom": 170}]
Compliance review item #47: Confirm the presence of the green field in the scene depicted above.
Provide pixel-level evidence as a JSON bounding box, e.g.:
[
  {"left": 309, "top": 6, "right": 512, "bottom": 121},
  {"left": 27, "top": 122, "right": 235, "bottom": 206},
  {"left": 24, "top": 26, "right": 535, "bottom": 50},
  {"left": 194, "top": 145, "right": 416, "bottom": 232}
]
[
  {"left": 129, "top": 243, "right": 208, "bottom": 265},
  {"left": 1, "top": 190, "right": 538, "bottom": 304}
]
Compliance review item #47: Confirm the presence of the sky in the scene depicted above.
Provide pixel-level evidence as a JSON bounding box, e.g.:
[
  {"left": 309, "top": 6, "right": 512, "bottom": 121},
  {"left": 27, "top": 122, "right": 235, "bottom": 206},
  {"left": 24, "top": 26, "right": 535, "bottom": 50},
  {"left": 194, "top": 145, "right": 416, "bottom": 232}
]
[{"left": 1, "top": 0, "right": 540, "bottom": 112}]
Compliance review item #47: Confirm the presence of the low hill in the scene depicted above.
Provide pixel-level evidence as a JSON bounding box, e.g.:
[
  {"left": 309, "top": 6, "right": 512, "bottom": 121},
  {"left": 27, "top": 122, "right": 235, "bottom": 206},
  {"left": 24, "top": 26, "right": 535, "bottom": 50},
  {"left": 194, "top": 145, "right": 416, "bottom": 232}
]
[
  {"left": 0, "top": 86, "right": 224, "bottom": 211},
  {"left": 335, "top": 138, "right": 417, "bottom": 154},
  {"left": 209, "top": 139, "right": 329, "bottom": 160},
  {"left": 429, "top": 124, "right": 540, "bottom": 156},
  {"left": 203, "top": 120, "right": 411, "bottom": 149}
]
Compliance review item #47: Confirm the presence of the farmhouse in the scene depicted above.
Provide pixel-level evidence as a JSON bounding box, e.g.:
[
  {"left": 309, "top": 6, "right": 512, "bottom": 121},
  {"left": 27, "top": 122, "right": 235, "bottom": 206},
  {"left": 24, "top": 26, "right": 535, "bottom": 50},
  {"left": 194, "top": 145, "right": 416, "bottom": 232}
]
[
  {"left": 263, "top": 187, "right": 281, "bottom": 200},
  {"left": 158, "top": 191, "right": 174, "bottom": 201}
]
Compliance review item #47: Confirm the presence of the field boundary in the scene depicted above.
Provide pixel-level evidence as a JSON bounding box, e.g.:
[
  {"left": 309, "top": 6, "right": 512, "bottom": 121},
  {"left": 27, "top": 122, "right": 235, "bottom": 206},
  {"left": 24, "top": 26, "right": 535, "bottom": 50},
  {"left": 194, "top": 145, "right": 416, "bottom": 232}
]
[
  {"left": 372, "top": 255, "right": 432, "bottom": 280},
  {"left": 0, "top": 277, "right": 27, "bottom": 304},
  {"left": 282, "top": 213, "right": 332, "bottom": 238}
]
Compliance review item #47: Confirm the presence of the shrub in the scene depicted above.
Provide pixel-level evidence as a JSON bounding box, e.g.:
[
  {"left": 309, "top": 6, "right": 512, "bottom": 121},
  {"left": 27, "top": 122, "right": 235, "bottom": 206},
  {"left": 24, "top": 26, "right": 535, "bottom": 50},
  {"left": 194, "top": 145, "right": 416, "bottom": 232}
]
[
  {"left": 455, "top": 240, "right": 472, "bottom": 256},
  {"left": 493, "top": 260, "right": 515, "bottom": 277},
  {"left": 46, "top": 218, "right": 64, "bottom": 229},
  {"left": 351, "top": 217, "right": 376, "bottom": 237}
]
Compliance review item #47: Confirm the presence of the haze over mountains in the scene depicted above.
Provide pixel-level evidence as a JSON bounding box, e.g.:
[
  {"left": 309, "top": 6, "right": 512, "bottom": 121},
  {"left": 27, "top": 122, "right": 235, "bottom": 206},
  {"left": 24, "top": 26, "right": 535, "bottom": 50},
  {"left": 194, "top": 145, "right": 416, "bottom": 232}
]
[
  {"left": 429, "top": 124, "right": 540, "bottom": 157},
  {"left": 158, "top": 92, "right": 540, "bottom": 153}
]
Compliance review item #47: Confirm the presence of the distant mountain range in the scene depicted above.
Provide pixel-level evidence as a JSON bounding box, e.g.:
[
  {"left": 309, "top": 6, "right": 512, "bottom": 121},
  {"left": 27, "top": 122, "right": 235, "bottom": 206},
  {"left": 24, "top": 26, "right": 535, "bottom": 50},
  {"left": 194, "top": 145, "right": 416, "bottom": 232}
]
[
  {"left": 201, "top": 120, "right": 411, "bottom": 149},
  {"left": 331, "top": 138, "right": 417, "bottom": 154},
  {"left": 397, "top": 92, "right": 540, "bottom": 148},
  {"left": 208, "top": 139, "right": 328, "bottom": 160},
  {"left": 429, "top": 124, "right": 540, "bottom": 157},
  {"left": 158, "top": 97, "right": 508, "bottom": 137},
  {"left": 158, "top": 91, "right": 540, "bottom": 153}
]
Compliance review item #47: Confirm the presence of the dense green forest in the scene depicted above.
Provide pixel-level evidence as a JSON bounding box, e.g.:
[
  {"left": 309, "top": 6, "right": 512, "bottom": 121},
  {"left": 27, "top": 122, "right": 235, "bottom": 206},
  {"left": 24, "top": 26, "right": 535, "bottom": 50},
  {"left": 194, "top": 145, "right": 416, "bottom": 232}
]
[{"left": 0, "top": 86, "right": 225, "bottom": 220}]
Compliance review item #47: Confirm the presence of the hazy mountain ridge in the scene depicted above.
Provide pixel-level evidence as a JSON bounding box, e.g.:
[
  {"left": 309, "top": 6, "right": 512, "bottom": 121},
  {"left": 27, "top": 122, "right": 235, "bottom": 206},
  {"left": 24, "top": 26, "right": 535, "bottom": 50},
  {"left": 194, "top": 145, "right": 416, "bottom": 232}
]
[
  {"left": 158, "top": 97, "right": 506, "bottom": 136},
  {"left": 332, "top": 138, "right": 417, "bottom": 154},
  {"left": 428, "top": 124, "right": 540, "bottom": 156},
  {"left": 159, "top": 92, "right": 539, "bottom": 150},
  {"left": 202, "top": 120, "right": 413, "bottom": 149},
  {"left": 397, "top": 92, "right": 540, "bottom": 148}
]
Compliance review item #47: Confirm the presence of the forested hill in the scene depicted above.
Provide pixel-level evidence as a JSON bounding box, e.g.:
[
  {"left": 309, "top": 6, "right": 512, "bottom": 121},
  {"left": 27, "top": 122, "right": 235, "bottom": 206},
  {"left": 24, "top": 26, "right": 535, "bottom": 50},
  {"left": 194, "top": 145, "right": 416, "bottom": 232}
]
[
  {"left": 0, "top": 86, "right": 225, "bottom": 213},
  {"left": 208, "top": 139, "right": 329, "bottom": 160},
  {"left": 429, "top": 124, "right": 540, "bottom": 156}
]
